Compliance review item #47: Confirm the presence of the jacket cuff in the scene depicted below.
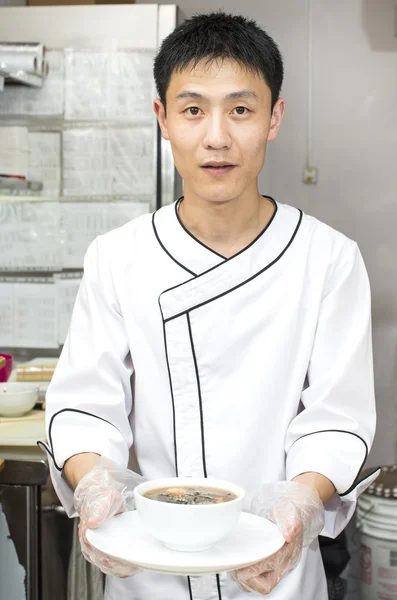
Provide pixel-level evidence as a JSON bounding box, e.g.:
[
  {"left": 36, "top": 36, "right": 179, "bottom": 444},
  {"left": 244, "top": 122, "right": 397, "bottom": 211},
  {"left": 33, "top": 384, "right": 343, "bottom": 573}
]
[
  {"left": 286, "top": 430, "right": 368, "bottom": 495},
  {"left": 322, "top": 468, "right": 380, "bottom": 537}
]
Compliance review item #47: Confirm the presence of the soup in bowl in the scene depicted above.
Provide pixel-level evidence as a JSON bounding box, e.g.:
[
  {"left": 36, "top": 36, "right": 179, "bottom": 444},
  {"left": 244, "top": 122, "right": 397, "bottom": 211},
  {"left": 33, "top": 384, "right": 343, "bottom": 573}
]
[{"left": 134, "top": 477, "right": 245, "bottom": 552}]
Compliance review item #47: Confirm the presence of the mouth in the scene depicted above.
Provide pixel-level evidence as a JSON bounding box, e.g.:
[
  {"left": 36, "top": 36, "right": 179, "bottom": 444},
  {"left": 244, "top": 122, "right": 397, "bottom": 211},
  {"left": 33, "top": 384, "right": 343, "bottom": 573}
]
[{"left": 201, "top": 163, "right": 237, "bottom": 175}]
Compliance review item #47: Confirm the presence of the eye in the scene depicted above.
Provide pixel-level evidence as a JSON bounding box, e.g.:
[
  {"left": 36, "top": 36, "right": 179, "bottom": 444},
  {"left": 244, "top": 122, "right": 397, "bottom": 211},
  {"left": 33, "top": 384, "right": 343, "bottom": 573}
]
[
  {"left": 233, "top": 106, "right": 250, "bottom": 115},
  {"left": 184, "top": 107, "right": 202, "bottom": 116}
]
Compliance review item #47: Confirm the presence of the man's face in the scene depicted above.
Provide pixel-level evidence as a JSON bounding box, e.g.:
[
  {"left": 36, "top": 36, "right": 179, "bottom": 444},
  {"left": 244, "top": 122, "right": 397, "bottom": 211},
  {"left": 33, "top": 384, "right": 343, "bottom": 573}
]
[{"left": 154, "top": 58, "right": 284, "bottom": 204}]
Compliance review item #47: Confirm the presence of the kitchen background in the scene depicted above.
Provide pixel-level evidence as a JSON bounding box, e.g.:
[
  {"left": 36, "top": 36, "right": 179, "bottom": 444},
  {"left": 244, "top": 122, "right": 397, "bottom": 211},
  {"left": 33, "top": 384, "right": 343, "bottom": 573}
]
[{"left": 0, "top": 1, "right": 396, "bottom": 600}]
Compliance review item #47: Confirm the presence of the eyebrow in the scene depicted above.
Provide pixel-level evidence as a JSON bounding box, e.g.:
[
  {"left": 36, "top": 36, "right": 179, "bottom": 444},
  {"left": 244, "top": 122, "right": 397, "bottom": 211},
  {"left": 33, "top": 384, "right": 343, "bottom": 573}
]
[{"left": 175, "top": 89, "right": 259, "bottom": 102}]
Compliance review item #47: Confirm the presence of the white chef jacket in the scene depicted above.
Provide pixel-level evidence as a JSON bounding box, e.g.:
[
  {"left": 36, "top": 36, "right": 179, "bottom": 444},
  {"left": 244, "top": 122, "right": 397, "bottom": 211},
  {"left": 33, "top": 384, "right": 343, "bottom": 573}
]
[{"left": 42, "top": 198, "right": 379, "bottom": 600}]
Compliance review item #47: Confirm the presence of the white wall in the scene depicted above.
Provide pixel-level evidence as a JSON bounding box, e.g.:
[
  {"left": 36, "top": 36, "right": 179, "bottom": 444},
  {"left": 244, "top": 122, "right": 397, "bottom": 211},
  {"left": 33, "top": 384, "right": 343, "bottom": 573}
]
[{"left": 139, "top": 0, "right": 397, "bottom": 468}]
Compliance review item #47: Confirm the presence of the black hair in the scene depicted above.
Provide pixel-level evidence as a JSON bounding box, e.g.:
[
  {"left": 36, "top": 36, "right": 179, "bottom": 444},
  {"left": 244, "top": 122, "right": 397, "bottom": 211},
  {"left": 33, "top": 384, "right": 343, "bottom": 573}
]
[{"left": 153, "top": 11, "right": 284, "bottom": 111}]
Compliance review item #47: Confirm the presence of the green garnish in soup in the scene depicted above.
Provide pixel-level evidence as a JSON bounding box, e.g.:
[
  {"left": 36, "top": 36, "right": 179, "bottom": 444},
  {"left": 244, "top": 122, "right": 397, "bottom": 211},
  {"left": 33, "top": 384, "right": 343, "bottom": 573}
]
[{"left": 143, "top": 486, "right": 238, "bottom": 505}]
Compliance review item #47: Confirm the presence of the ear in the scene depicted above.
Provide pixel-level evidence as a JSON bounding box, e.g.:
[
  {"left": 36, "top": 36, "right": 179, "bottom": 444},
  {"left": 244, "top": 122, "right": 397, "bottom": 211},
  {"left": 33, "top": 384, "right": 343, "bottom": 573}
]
[
  {"left": 154, "top": 99, "right": 170, "bottom": 141},
  {"left": 267, "top": 98, "right": 285, "bottom": 142}
]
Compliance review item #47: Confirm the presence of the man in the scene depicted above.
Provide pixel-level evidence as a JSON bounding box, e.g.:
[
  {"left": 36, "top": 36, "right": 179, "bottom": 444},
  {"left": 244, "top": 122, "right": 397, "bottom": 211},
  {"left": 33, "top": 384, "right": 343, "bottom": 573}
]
[{"left": 41, "top": 11, "right": 379, "bottom": 600}]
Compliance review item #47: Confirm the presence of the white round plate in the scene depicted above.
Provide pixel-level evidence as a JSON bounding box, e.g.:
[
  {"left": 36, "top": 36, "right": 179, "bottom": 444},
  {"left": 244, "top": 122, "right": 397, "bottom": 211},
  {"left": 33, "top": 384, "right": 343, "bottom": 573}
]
[{"left": 86, "top": 511, "right": 285, "bottom": 576}]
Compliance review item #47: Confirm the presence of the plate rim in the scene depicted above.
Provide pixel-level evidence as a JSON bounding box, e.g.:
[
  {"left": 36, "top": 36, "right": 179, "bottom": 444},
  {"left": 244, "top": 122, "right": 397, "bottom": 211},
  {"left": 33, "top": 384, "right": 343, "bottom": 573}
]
[{"left": 87, "top": 510, "right": 285, "bottom": 575}]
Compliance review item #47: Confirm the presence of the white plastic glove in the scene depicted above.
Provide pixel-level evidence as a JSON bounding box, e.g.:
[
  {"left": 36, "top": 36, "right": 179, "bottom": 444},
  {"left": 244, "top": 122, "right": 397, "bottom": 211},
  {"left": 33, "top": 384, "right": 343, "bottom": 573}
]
[
  {"left": 74, "top": 456, "right": 146, "bottom": 578},
  {"left": 230, "top": 481, "right": 325, "bottom": 595}
]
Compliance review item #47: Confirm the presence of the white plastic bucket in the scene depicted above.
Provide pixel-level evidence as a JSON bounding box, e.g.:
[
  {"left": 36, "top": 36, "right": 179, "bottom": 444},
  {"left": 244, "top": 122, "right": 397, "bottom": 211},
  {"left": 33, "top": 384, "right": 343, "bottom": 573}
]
[{"left": 357, "top": 493, "right": 397, "bottom": 599}]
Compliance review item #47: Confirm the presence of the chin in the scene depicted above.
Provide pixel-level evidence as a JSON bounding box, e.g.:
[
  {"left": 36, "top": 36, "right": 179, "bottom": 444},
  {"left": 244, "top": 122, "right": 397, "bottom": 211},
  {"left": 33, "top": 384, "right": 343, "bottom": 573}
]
[{"left": 196, "top": 187, "right": 243, "bottom": 204}]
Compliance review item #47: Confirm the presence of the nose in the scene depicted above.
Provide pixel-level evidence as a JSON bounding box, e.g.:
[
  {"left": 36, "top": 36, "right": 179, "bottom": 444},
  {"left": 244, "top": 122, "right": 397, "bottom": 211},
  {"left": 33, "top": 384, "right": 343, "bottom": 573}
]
[{"left": 202, "top": 113, "right": 232, "bottom": 150}]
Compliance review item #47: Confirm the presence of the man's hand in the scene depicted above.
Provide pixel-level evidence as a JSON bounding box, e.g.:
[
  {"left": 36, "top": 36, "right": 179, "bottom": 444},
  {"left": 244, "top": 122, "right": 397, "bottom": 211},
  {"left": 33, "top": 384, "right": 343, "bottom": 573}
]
[
  {"left": 230, "top": 479, "right": 326, "bottom": 594},
  {"left": 230, "top": 517, "right": 303, "bottom": 594},
  {"left": 79, "top": 506, "right": 141, "bottom": 578},
  {"left": 68, "top": 454, "right": 146, "bottom": 577}
]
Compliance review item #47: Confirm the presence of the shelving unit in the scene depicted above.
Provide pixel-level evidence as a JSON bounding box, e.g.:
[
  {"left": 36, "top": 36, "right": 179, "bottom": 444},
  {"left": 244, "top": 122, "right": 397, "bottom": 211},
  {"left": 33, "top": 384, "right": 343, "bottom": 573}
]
[{"left": 0, "top": 7, "right": 178, "bottom": 358}]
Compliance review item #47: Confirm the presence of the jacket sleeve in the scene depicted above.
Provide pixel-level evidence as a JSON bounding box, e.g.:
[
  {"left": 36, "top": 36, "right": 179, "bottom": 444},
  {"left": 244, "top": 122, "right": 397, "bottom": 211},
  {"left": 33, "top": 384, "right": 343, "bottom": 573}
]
[
  {"left": 41, "top": 235, "right": 134, "bottom": 517},
  {"left": 285, "top": 240, "right": 379, "bottom": 538}
]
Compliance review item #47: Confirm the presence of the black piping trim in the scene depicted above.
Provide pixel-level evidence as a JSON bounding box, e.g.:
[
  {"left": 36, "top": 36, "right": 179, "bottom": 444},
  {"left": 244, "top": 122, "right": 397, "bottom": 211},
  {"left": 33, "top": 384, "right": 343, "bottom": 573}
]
[
  {"left": 187, "top": 576, "right": 193, "bottom": 600},
  {"left": 152, "top": 211, "right": 196, "bottom": 277},
  {"left": 156, "top": 201, "right": 283, "bottom": 482},
  {"left": 186, "top": 574, "right": 222, "bottom": 600},
  {"left": 160, "top": 288, "right": 223, "bottom": 600},
  {"left": 216, "top": 574, "right": 223, "bottom": 600},
  {"left": 176, "top": 197, "right": 227, "bottom": 260},
  {"left": 289, "top": 429, "right": 370, "bottom": 496},
  {"left": 186, "top": 312, "right": 208, "bottom": 478},
  {"left": 163, "top": 208, "right": 303, "bottom": 323},
  {"left": 37, "top": 408, "right": 123, "bottom": 473},
  {"left": 160, "top": 195, "right": 279, "bottom": 600},
  {"left": 37, "top": 441, "right": 56, "bottom": 463},
  {"left": 158, "top": 297, "right": 179, "bottom": 476},
  {"left": 154, "top": 195, "right": 278, "bottom": 286},
  {"left": 176, "top": 195, "right": 278, "bottom": 261},
  {"left": 349, "top": 467, "right": 381, "bottom": 492}
]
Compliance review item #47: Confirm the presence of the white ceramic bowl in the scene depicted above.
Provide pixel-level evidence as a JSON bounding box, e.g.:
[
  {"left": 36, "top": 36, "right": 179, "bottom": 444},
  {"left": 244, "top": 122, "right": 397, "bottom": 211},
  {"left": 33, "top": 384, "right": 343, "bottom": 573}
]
[
  {"left": 134, "top": 477, "right": 245, "bottom": 552},
  {"left": 0, "top": 382, "right": 39, "bottom": 417}
]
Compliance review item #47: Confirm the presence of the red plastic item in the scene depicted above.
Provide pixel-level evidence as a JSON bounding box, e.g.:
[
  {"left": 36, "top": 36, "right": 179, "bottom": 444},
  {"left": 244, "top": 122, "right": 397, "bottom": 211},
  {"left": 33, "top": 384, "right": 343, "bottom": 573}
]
[{"left": 0, "top": 353, "right": 13, "bottom": 383}]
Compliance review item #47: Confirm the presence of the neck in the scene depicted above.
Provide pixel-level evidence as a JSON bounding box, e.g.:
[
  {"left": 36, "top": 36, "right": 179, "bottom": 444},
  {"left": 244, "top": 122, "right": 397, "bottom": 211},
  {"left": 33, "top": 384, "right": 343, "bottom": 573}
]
[{"left": 178, "top": 188, "right": 275, "bottom": 258}]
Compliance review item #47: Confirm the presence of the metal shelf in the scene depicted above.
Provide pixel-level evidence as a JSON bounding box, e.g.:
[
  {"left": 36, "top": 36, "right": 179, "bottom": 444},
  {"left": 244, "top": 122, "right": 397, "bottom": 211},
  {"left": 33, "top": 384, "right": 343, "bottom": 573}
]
[
  {"left": 0, "top": 177, "right": 43, "bottom": 192},
  {"left": 0, "top": 66, "right": 43, "bottom": 90}
]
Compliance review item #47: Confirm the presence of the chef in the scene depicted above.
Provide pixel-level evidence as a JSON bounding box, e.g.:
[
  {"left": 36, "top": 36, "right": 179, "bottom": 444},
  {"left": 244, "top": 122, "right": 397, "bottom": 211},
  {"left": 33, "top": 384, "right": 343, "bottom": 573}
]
[{"left": 41, "top": 11, "right": 379, "bottom": 600}]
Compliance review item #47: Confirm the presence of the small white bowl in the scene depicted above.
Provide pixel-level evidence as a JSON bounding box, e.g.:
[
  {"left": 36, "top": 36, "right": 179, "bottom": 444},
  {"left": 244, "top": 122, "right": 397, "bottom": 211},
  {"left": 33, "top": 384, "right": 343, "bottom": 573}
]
[
  {"left": 0, "top": 382, "right": 39, "bottom": 417},
  {"left": 134, "top": 477, "right": 245, "bottom": 552}
]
